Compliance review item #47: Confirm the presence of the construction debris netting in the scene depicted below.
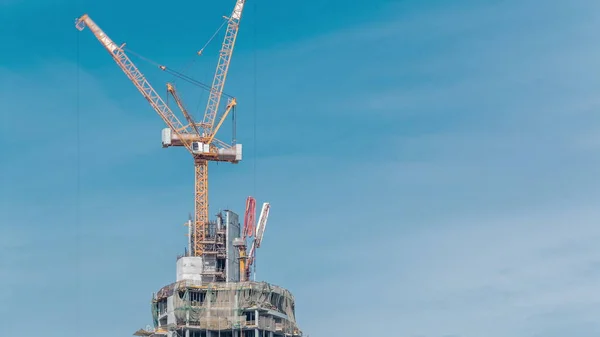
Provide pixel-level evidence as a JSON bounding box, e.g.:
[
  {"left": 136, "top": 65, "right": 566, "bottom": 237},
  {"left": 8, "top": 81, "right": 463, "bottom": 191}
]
[{"left": 152, "top": 281, "right": 300, "bottom": 335}]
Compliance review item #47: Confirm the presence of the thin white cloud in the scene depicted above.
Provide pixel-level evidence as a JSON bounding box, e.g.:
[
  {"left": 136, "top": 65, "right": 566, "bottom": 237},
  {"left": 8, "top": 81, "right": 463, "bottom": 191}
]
[
  {"left": 0, "top": 63, "right": 176, "bottom": 203},
  {"left": 293, "top": 204, "right": 600, "bottom": 337},
  {"left": 240, "top": 2, "right": 600, "bottom": 336},
  {"left": 0, "top": 227, "right": 26, "bottom": 311}
]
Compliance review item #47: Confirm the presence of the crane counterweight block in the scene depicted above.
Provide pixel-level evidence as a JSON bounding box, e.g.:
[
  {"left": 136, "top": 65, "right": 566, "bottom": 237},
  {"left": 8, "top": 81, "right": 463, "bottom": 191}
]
[{"left": 192, "top": 142, "right": 242, "bottom": 162}]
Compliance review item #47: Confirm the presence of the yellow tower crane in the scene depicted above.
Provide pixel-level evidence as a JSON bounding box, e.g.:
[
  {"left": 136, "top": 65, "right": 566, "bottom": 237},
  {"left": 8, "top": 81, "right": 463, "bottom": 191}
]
[{"left": 75, "top": 0, "right": 246, "bottom": 260}]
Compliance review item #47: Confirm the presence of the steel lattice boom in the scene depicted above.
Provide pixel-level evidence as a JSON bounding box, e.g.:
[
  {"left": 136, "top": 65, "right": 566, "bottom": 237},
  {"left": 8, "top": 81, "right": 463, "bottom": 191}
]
[{"left": 201, "top": 0, "right": 245, "bottom": 135}]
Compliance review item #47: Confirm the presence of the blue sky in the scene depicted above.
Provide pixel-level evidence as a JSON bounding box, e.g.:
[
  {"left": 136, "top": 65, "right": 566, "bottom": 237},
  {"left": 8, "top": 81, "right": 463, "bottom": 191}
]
[{"left": 3, "top": 0, "right": 600, "bottom": 336}]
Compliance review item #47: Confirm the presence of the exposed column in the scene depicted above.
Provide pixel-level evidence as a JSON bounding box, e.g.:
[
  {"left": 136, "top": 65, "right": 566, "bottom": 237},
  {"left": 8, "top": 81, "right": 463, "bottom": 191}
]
[{"left": 255, "top": 309, "right": 259, "bottom": 337}]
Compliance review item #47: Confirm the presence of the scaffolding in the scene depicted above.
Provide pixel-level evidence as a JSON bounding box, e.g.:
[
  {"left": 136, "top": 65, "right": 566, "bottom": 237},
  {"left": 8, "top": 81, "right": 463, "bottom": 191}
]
[{"left": 148, "top": 280, "right": 303, "bottom": 337}]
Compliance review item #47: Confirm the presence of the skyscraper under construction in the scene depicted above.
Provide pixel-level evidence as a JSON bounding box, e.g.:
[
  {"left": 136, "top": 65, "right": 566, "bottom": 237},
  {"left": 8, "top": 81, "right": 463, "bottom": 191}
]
[{"left": 74, "top": 1, "right": 304, "bottom": 336}]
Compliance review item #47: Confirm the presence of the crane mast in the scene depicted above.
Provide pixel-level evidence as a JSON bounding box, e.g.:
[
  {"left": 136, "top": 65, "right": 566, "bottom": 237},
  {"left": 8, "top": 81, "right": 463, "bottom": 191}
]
[{"left": 75, "top": 0, "right": 246, "bottom": 265}]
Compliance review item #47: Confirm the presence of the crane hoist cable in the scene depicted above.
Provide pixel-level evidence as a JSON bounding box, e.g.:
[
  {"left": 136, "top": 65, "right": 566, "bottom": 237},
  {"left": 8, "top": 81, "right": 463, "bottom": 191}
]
[
  {"left": 198, "top": 18, "right": 229, "bottom": 56},
  {"left": 252, "top": 0, "right": 258, "bottom": 196},
  {"left": 171, "top": 17, "right": 229, "bottom": 85},
  {"left": 124, "top": 47, "right": 234, "bottom": 99},
  {"left": 124, "top": 17, "right": 234, "bottom": 120},
  {"left": 192, "top": 17, "right": 230, "bottom": 116}
]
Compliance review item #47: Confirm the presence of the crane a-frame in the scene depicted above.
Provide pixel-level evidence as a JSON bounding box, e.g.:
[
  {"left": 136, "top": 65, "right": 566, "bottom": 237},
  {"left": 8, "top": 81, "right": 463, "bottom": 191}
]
[{"left": 75, "top": 0, "right": 246, "bottom": 261}]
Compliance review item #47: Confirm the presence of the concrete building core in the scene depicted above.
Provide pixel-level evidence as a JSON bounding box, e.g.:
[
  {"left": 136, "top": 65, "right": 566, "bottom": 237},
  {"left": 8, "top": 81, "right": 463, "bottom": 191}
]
[
  {"left": 135, "top": 210, "right": 304, "bottom": 337},
  {"left": 179, "top": 210, "right": 241, "bottom": 284}
]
